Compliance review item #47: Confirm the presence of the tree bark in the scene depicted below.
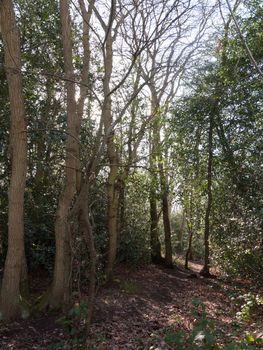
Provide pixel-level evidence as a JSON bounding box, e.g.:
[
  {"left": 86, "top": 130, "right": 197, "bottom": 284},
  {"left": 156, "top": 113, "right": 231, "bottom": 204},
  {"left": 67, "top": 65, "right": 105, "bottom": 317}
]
[
  {"left": 185, "top": 222, "right": 193, "bottom": 270},
  {"left": 184, "top": 190, "right": 194, "bottom": 269},
  {"left": 106, "top": 149, "right": 119, "bottom": 278},
  {"left": 161, "top": 187, "right": 173, "bottom": 267},
  {"left": 158, "top": 143, "right": 173, "bottom": 267},
  {"left": 149, "top": 188, "right": 163, "bottom": 264},
  {"left": 149, "top": 127, "right": 163, "bottom": 264},
  {"left": 78, "top": 185, "right": 97, "bottom": 333},
  {"left": 200, "top": 114, "right": 213, "bottom": 277},
  {"left": 150, "top": 89, "right": 173, "bottom": 267},
  {"left": 101, "top": 0, "right": 120, "bottom": 279},
  {"left": 51, "top": 0, "right": 78, "bottom": 308},
  {"left": 0, "top": 0, "right": 27, "bottom": 320}
]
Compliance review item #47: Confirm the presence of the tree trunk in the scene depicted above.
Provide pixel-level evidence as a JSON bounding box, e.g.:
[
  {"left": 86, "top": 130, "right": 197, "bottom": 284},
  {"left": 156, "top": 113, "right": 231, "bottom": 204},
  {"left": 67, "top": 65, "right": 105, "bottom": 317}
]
[
  {"left": 79, "top": 185, "right": 97, "bottom": 333},
  {"left": 20, "top": 250, "right": 29, "bottom": 298},
  {"left": 106, "top": 154, "right": 119, "bottom": 278},
  {"left": 150, "top": 89, "right": 173, "bottom": 267},
  {"left": 117, "top": 177, "right": 125, "bottom": 247},
  {"left": 159, "top": 151, "right": 173, "bottom": 267},
  {"left": 200, "top": 114, "right": 213, "bottom": 277},
  {"left": 161, "top": 189, "right": 173, "bottom": 267},
  {"left": 185, "top": 223, "right": 193, "bottom": 269},
  {"left": 101, "top": 1, "right": 120, "bottom": 279},
  {"left": 149, "top": 188, "right": 162, "bottom": 264},
  {"left": 149, "top": 126, "right": 163, "bottom": 264},
  {"left": 185, "top": 190, "right": 194, "bottom": 269},
  {"left": 51, "top": 0, "right": 78, "bottom": 308},
  {"left": 0, "top": 0, "right": 27, "bottom": 320}
]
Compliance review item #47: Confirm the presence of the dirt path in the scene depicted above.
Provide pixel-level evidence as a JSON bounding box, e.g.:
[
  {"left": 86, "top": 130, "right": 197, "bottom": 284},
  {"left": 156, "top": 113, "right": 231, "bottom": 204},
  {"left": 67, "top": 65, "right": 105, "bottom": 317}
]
[
  {"left": 89, "top": 265, "right": 233, "bottom": 349},
  {"left": 0, "top": 263, "right": 262, "bottom": 349}
]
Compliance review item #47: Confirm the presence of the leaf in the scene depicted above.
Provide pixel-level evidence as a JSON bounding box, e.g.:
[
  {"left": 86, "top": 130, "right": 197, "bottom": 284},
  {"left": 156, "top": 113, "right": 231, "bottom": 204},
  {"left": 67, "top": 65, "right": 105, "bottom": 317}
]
[{"left": 245, "top": 334, "right": 254, "bottom": 343}]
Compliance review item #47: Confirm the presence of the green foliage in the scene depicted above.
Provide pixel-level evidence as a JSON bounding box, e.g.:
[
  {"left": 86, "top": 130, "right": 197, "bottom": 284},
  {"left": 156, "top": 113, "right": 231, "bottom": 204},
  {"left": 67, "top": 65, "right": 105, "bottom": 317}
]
[
  {"left": 236, "top": 293, "right": 263, "bottom": 321},
  {"left": 170, "top": 0, "right": 263, "bottom": 280},
  {"left": 120, "top": 280, "right": 143, "bottom": 295},
  {"left": 57, "top": 301, "right": 89, "bottom": 349},
  {"left": 0, "top": 0, "right": 66, "bottom": 273},
  {"left": 119, "top": 172, "right": 151, "bottom": 266},
  {"left": 162, "top": 299, "right": 262, "bottom": 350}
]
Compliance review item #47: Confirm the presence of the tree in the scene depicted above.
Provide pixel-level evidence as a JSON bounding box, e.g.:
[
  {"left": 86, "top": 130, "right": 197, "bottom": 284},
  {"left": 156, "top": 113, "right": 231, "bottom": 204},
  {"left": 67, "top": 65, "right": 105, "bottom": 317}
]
[
  {"left": 49, "top": 0, "right": 79, "bottom": 308},
  {"left": 88, "top": 0, "right": 195, "bottom": 276},
  {"left": 210, "top": 0, "right": 263, "bottom": 279},
  {"left": 50, "top": 0, "right": 94, "bottom": 308},
  {"left": 171, "top": 63, "right": 221, "bottom": 274},
  {"left": 171, "top": 0, "right": 263, "bottom": 276},
  {"left": 139, "top": 0, "right": 208, "bottom": 267},
  {"left": 0, "top": 0, "right": 28, "bottom": 320},
  {"left": 200, "top": 112, "right": 214, "bottom": 277}
]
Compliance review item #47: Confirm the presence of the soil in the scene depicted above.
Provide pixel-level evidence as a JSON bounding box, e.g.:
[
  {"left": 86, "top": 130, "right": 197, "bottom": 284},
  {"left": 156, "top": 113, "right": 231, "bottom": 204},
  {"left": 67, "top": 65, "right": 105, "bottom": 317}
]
[{"left": 0, "top": 262, "right": 262, "bottom": 349}]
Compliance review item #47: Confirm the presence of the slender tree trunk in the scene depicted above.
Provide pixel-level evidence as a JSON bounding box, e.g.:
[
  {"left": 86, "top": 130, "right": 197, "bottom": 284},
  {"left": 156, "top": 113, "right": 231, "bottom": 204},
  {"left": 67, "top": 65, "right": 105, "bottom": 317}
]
[
  {"left": 177, "top": 211, "right": 185, "bottom": 252},
  {"left": 149, "top": 126, "right": 163, "bottom": 264},
  {"left": 161, "top": 187, "right": 173, "bottom": 267},
  {"left": 159, "top": 155, "right": 173, "bottom": 267},
  {"left": 0, "top": 0, "right": 27, "bottom": 320},
  {"left": 150, "top": 89, "right": 173, "bottom": 267},
  {"left": 77, "top": 0, "right": 93, "bottom": 191},
  {"left": 200, "top": 115, "right": 213, "bottom": 277},
  {"left": 116, "top": 69, "right": 142, "bottom": 257},
  {"left": 149, "top": 188, "right": 162, "bottom": 263},
  {"left": 106, "top": 153, "right": 119, "bottom": 278},
  {"left": 185, "top": 222, "right": 193, "bottom": 269},
  {"left": 117, "top": 177, "right": 125, "bottom": 245},
  {"left": 79, "top": 185, "right": 97, "bottom": 333},
  {"left": 185, "top": 190, "right": 194, "bottom": 269},
  {"left": 51, "top": 0, "right": 78, "bottom": 308},
  {"left": 35, "top": 77, "right": 54, "bottom": 185},
  {"left": 101, "top": 2, "right": 120, "bottom": 279}
]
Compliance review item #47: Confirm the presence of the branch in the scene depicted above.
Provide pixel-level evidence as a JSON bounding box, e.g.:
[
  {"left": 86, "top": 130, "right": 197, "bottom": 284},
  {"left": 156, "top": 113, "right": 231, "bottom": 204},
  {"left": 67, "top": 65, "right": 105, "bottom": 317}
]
[{"left": 225, "top": 0, "right": 263, "bottom": 79}]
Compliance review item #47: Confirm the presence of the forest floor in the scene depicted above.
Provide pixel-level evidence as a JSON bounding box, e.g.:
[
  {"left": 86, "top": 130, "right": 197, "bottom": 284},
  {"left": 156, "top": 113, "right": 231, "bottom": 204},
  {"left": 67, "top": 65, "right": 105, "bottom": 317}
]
[{"left": 0, "top": 261, "right": 262, "bottom": 350}]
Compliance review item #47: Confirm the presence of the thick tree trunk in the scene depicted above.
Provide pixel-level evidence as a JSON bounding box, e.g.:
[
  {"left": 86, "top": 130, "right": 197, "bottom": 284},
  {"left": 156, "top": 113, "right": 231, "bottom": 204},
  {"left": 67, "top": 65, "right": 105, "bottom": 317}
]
[
  {"left": 51, "top": 0, "right": 78, "bottom": 308},
  {"left": 200, "top": 115, "right": 213, "bottom": 277},
  {"left": 0, "top": 0, "right": 27, "bottom": 320}
]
